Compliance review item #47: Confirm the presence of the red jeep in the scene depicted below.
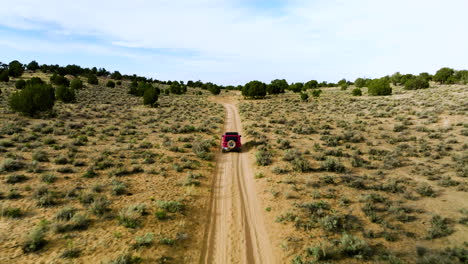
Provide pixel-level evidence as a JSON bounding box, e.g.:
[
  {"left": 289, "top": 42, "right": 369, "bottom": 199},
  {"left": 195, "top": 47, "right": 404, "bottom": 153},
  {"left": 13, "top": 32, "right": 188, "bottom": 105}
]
[{"left": 221, "top": 132, "right": 242, "bottom": 152}]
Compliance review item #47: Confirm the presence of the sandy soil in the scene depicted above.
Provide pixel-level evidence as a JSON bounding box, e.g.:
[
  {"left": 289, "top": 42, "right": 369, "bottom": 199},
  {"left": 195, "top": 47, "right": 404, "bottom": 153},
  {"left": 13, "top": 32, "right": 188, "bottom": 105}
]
[{"left": 200, "top": 97, "right": 277, "bottom": 264}]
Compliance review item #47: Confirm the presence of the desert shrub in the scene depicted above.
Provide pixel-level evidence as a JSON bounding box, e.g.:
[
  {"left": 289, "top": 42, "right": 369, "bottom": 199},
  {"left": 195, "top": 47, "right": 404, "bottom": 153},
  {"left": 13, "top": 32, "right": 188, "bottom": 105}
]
[
  {"left": 0, "top": 70, "right": 9, "bottom": 82},
  {"left": 339, "top": 234, "right": 372, "bottom": 257},
  {"left": 143, "top": 87, "right": 159, "bottom": 107},
  {"left": 54, "top": 213, "right": 90, "bottom": 233},
  {"left": 70, "top": 79, "right": 83, "bottom": 90},
  {"left": 36, "top": 191, "right": 57, "bottom": 207},
  {"left": 79, "top": 192, "right": 95, "bottom": 205},
  {"left": 41, "top": 174, "right": 57, "bottom": 183},
  {"left": 292, "top": 157, "right": 312, "bottom": 172},
  {"left": 133, "top": 233, "right": 154, "bottom": 248},
  {"left": 22, "top": 224, "right": 47, "bottom": 253},
  {"left": 242, "top": 80, "right": 267, "bottom": 99},
  {"left": 416, "top": 183, "right": 437, "bottom": 197},
  {"left": 87, "top": 74, "right": 98, "bottom": 85},
  {"left": 15, "top": 79, "right": 26, "bottom": 89},
  {"left": 0, "top": 206, "right": 22, "bottom": 218},
  {"left": 426, "top": 215, "right": 453, "bottom": 239},
  {"left": 157, "top": 200, "right": 185, "bottom": 213},
  {"left": 109, "top": 254, "right": 143, "bottom": 264},
  {"left": 111, "top": 181, "right": 127, "bottom": 195},
  {"left": 351, "top": 88, "right": 362, "bottom": 96},
  {"left": 405, "top": 77, "right": 430, "bottom": 90},
  {"left": 300, "top": 92, "right": 309, "bottom": 101},
  {"left": 368, "top": 78, "right": 391, "bottom": 96},
  {"left": 60, "top": 248, "right": 81, "bottom": 259},
  {"left": 155, "top": 210, "right": 167, "bottom": 220},
  {"left": 50, "top": 73, "right": 70, "bottom": 87},
  {"left": 118, "top": 205, "right": 147, "bottom": 228},
  {"left": 8, "top": 60, "right": 24, "bottom": 77},
  {"left": 311, "top": 89, "right": 322, "bottom": 98},
  {"left": 55, "top": 207, "right": 77, "bottom": 221},
  {"left": 433, "top": 67, "right": 455, "bottom": 84},
  {"left": 160, "top": 237, "right": 175, "bottom": 245},
  {"left": 118, "top": 209, "right": 140, "bottom": 228},
  {"left": 0, "top": 159, "right": 25, "bottom": 173},
  {"left": 267, "top": 79, "right": 288, "bottom": 94},
  {"left": 106, "top": 80, "right": 115, "bottom": 88},
  {"left": 32, "top": 150, "right": 49, "bottom": 162},
  {"left": 89, "top": 197, "right": 111, "bottom": 216},
  {"left": 320, "top": 158, "right": 346, "bottom": 172},
  {"left": 193, "top": 139, "right": 214, "bottom": 161},
  {"left": 56, "top": 85, "right": 75, "bottom": 103},
  {"left": 6, "top": 174, "right": 28, "bottom": 184},
  {"left": 307, "top": 242, "right": 338, "bottom": 261},
  {"left": 9, "top": 83, "right": 55, "bottom": 116},
  {"left": 256, "top": 149, "right": 273, "bottom": 166}
]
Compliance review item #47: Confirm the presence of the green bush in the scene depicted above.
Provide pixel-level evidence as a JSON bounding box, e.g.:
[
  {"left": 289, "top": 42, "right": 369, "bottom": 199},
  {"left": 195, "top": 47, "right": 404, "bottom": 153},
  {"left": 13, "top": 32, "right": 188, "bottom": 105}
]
[
  {"left": 289, "top": 82, "right": 304, "bottom": 93},
  {"left": 143, "top": 87, "right": 159, "bottom": 107},
  {"left": 255, "top": 149, "right": 273, "bottom": 166},
  {"left": 390, "top": 72, "right": 402, "bottom": 85},
  {"left": 110, "top": 71, "right": 122, "bottom": 80},
  {"left": 300, "top": 92, "right": 309, "bottom": 101},
  {"left": 242, "top": 80, "right": 267, "bottom": 99},
  {"left": 22, "top": 225, "right": 47, "bottom": 253},
  {"left": 157, "top": 200, "right": 185, "bottom": 213},
  {"left": 0, "top": 70, "right": 9, "bottom": 82},
  {"left": 354, "top": 78, "right": 366, "bottom": 88},
  {"left": 312, "top": 89, "right": 322, "bottom": 98},
  {"left": 56, "top": 86, "right": 76, "bottom": 103},
  {"left": 404, "top": 77, "right": 429, "bottom": 90},
  {"left": 9, "top": 83, "right": 55, "bottom": 116},
  {"left": 267, "top": 79, "right": 288, "bottom": 94},
  {"left": 351, "top": 88, "right": 362, "bottom": 96},
  {"left": 338, "top": 79, "right": 348, "bottom": 90},
  {"left": 8, "top": 60, "right": 24, "bottom": 77},
  {"left": 433, "top": 67, "right": 455, "bottom": 84},
  {"left": 27, "top": 60, "right": 40, "bottom": 71},
  {"left": 368, "top": 78, "right": 392, "bottom": 96},
  {"left": 193, "top": 139, "right": 214, "bottom": 160},
  {"left": 50, "top": 73, "right": 70, "bottom": 87},
  {"left": 87, "top": 74, "right": 98, "bottom": 85},
  {"left": 15, "top": 79, "right": 26, "bottom": 89},
  {"left": 70, "top": 79, "right": 83, "bottom": 90},
  {"left": 169, "top": 81, "right": 187, "bottom": 95},
  {"left": 304, "top": 80, "right": 318, "bottom": 90},
  {"left": 106, "top": 80, "right": 115, "bottom": 88},
  {"left": 27, "top": 77, "right": 44, "bottom": 86},
  {"left": 208, "top": 84, "right": 221, "bottom": 95}
]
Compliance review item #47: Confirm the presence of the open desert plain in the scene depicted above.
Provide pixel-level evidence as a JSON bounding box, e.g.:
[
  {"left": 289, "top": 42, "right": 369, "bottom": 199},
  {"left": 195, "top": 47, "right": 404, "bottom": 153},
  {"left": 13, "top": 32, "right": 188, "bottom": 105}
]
[{"left": 0, "top": 68, "right": 467, "bottom": 264}]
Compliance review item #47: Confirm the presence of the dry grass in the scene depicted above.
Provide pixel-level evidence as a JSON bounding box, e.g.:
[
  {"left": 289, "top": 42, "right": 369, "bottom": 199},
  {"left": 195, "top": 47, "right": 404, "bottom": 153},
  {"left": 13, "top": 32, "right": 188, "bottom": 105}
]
[
  {"left": 239, "top": 84, "right": 468, "bottom": 263},
  {"left": 0, "top": 73, "right": 224, "bottom": 263}
]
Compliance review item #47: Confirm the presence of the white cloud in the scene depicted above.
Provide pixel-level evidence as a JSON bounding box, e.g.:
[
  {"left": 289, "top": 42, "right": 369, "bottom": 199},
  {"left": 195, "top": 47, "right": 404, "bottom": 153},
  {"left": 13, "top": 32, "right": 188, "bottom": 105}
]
[{"left": 1, "top": 0, "right": 468, "bottom": 84}]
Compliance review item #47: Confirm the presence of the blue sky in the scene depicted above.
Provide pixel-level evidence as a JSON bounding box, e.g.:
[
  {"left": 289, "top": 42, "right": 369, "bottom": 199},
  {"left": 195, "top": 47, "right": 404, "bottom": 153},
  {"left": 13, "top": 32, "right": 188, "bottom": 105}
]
[{"left": 1, "top": 0, "right": 468, "bottom": 85}]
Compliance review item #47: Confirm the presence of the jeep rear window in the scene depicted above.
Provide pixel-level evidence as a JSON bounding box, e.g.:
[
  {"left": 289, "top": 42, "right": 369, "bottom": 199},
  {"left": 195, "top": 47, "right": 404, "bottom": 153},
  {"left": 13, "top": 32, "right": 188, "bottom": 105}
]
[{"left": 225, "top": 136, "right": 238, "bottom": 142}]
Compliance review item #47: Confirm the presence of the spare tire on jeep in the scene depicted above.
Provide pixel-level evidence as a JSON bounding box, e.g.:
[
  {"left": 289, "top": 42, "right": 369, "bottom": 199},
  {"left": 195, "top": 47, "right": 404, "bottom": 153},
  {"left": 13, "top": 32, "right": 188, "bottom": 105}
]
[{"left": 228, "top": 140, "right": 236, "bottom": 149}]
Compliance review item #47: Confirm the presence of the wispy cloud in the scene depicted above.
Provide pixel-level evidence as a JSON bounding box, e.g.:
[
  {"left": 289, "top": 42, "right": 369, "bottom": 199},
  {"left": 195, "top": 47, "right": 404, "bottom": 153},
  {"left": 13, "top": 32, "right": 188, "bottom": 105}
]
[{"left": 1, "top": 0, "right": 467, "bottom": 85}]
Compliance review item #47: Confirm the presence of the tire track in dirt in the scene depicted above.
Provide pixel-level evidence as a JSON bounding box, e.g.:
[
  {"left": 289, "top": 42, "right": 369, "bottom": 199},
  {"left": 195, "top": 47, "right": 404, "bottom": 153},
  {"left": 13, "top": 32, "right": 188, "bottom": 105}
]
[{"left": 200, "top": 98, "right": 276, "bottom": 264}]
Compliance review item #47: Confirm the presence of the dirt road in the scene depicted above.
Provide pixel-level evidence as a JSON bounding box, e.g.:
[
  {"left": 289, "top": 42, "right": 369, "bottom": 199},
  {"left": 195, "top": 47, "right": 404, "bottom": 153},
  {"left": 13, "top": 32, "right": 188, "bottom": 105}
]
[{"left": 200, "top": 98, "right": 276, "bottom": 264}]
